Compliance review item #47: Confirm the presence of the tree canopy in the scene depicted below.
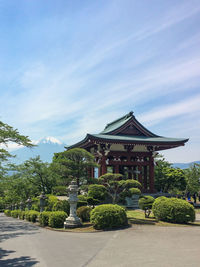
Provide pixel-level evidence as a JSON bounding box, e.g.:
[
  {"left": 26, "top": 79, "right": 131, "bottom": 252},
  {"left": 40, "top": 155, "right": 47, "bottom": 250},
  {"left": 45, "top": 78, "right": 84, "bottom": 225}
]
[
  {"left": 185, "top": 163, "right": 200, "bottom": 194},
  {"left": 0, "top": 120, "right": 34, "bottom": 162},
  {"left": 52, "top": 148, "right": 98, "bottom": 186},
  {"left": 154, "top": 154, "right": 186, "bottom": 193}
]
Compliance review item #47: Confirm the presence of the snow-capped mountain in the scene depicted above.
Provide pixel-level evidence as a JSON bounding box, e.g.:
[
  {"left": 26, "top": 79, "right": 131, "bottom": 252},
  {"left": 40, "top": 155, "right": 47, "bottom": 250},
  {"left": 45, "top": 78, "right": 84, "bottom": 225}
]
[
  {"left": 34, "top": 137, "right": 63, "bottom": 145},
  {"left": 11, "top": 137, "right": 66, "bottom": 164}
]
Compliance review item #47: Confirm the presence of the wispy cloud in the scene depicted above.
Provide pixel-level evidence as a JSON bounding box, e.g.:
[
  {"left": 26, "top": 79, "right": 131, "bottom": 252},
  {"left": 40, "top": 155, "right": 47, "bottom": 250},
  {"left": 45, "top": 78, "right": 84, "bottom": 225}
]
[
  {"left": 0, "top": 0, "right": 200, "bottom": 162},
  {"left": 139, "top": 95, "right": 200, "bottom": 126}
]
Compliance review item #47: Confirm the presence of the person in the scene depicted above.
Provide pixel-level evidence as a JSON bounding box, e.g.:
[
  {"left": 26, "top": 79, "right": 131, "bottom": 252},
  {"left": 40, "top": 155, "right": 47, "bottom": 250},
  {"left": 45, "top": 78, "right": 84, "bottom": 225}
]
[
  {"left": 193, "top": 193, "right": 197, "bottom": 204},
  {"left": 187, "top": 191, "right": 191, "bottom": 201},
  {"left": 198, "top": 192, "right": 200, "bottom": 202}
]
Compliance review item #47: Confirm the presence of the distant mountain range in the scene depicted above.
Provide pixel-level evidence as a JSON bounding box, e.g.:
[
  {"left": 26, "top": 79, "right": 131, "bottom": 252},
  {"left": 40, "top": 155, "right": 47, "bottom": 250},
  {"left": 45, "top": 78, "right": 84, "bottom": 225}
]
[
  {"left": 172, "top": 161, "right": 200, "bottom": 169},
  {"left": 11, "top": 137, "right": 66, "bottom": 164}
]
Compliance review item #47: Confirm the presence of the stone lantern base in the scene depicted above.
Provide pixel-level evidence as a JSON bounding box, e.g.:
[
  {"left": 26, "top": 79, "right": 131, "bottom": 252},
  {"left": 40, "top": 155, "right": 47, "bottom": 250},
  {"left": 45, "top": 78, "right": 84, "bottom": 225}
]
[{"left": 64, "top": 215, "right": 82, "bottom": 228}]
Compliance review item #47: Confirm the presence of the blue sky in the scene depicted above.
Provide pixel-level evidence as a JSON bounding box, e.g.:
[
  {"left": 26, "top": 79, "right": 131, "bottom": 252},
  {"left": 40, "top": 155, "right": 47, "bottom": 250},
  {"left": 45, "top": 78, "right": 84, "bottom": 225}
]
[{"left": 0, "top": 0, "right": 200, "bottom": 163}]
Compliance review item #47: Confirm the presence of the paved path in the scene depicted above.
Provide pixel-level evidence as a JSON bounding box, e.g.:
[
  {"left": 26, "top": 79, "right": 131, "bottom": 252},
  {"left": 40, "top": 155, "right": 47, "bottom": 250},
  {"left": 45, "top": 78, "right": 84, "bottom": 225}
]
[{"left": 0, "top": 213, "right": 200, "bottom": 267}]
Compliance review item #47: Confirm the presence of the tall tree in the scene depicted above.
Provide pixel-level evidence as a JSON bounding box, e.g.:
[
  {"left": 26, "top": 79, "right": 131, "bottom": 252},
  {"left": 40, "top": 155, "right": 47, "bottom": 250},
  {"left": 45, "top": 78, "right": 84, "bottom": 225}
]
[
  {"left": 52, "top": 148, "right": 98, "bottom": 186},
  {"left": 154, "top": 154, "right": 186, "bottom": 193},
  {"left": 185, "top": 163, "right": 200, "bottom": 194}
]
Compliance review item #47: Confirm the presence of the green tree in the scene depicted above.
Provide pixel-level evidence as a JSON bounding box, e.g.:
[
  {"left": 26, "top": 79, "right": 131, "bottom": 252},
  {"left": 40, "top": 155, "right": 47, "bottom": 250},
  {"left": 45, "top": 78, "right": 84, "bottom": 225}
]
[
  {"left": 154, "top": 155, "right": 186, "bottom": 193},
  {"left": 185, "top": 163, "right": 200, "bottom": 194},
  {"left": 98, "top": 173, "right": 141, "bottom": 204},
  {"left": 21, "top": 156, "right": 56, "bottom": 194},
  {"left": 154, "top": 154, "right": 171, "bottom": 192},
  {"left": 0, "top": 120, "right": 34, "bottom": 162},
  {"left": 52, "top": 148, "right": 98, "bottom": 186},
  {"left": 2, "top": 157, "right": 56, "bottom": 205}
]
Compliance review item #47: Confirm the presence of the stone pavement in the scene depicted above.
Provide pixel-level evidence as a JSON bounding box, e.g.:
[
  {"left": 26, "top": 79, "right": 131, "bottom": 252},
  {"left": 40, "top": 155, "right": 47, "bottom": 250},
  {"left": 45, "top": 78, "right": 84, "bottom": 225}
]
[{"left": 0, "top": 213, "right": 200, "bottom": 267}]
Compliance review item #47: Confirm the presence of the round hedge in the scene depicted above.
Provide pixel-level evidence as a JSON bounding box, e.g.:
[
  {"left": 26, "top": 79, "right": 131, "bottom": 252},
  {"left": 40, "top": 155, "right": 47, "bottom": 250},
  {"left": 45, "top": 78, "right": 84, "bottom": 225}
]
[
  {"left": 152, "top": 196, "right": 195, "bottom": 223},
  {"left": 90, "top": 204, "right": 128, "bottom": 230},
  {"left": 139, "top": 196, "right": 155, "bottom": 210},
  {"left": 48, "top": 211, "right": 67, "bottom": 228},
  {"left": 77, "top": 206, "right": 92, "bottom": 222}
]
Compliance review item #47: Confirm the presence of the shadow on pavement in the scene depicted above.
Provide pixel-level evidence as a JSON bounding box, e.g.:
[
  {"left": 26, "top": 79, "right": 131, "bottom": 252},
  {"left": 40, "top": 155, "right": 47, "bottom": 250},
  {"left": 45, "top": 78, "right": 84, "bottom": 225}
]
[
  {"left": 0, "top": 214, "right": 40, "bottom": 266},
  {"left": 0, "top": 214, "right": 39, "bottom": 243},
  {"left": 0, "top": 248, "right": 39, "bottom": 266}
]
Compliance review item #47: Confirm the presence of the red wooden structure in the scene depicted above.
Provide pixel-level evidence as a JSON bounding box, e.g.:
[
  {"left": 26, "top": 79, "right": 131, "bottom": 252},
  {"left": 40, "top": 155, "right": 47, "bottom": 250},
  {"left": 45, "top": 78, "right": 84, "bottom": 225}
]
[{"left": 67, "top": 112, "right": 188, "bottom": 192}]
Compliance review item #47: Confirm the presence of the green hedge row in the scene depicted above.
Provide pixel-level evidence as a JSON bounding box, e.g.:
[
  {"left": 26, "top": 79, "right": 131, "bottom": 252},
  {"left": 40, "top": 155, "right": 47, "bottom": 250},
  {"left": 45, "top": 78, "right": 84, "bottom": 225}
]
[{"left": 39, "top": 211, "right": 67, "bottom": 228}]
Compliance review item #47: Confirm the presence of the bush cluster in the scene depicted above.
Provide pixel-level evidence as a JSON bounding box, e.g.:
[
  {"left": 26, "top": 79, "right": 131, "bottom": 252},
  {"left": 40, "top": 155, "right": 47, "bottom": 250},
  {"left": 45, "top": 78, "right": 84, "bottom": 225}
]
[
  {"left": 11, "top": 210, "right": 20, "bottom": 218},
  {"left": 25, "top": 210, "right": 40, "bottom": 222},
  {"left": 90, "top": 204, "right": 128, "bottom": 230},
  {"left": 39, "top": 211, "right": 52, "bottom": 226},
  {"left": 4, "top": 209, "right": 11, "bottom": 217},
  {"left": 77, "top": 206, "right": 92, "bottom": 222},
  {"left": 48, "top": 211, "right": 67, "bottom": 228},
  {"left": 19, "top": 211, "right": 26, "bottom": 220},
  {"left": 152, "top": 196, "right": 195, "bottom": 223}
]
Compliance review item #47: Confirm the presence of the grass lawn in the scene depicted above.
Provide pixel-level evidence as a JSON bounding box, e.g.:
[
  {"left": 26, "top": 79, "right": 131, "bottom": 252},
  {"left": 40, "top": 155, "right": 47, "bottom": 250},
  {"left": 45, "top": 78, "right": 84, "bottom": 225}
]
[
  {"left": 195, "top": 208, "right": 200, "bottom": 214},
  {"left": 127, "top": 209, "right": 200, "bottom": 227}
]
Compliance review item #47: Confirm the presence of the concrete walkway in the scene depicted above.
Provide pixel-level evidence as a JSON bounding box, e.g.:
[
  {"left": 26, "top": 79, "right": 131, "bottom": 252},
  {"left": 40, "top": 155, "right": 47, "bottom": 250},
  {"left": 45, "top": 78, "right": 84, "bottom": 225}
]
[{"left": 0, "top": 213, "right": 200, "bottom": 267}]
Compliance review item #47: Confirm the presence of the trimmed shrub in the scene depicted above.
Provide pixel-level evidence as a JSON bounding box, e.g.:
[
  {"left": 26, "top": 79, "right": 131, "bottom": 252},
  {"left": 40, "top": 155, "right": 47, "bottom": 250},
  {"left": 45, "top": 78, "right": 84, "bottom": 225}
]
[
  {"left": 77, "top": 206, "right": 92, "bottom": 222},
  {"left": 88, "top": 185, "right": 107, "bottom": 201},
  {"left": 48, "top": 211, "right": 67, "bottom": 228},
  {"left": 77, "top": 200, "right": 88, "bottom": 208},
  {"left": 11, "top": 210, "right": 20, "bottom": 218},
  {"left": 90, "top": 204, "right": 128, "bottom": 230},
  {"left": 4, "top": 210, "right": 11, "bottom": 217},
  {"left": 39, "top": 211, "right": 51, "bottom": 226},
  {"left": 25, "top": 210, "right": 39, "bottom": 222},
  {"left": 139, "top": 196, "right": 155, "bottom": 217},
  {"left": 52, "top": 200, "right": 70, "bottom": 215},
  {"left": 19, "top": 211, "right": 25, "bottom": 220},
  {"left": 120, "top": 179, "right": 142, "bottom": 189},
  {"left": 152, "top": 197, "right": 195, "bottom": 223},
  {"left": 129, "top": 188, "right": 141, "bottom": 195}
]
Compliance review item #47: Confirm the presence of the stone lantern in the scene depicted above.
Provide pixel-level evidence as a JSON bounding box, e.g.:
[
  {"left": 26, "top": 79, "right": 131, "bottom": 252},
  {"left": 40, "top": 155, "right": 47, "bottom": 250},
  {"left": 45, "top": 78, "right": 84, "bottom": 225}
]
[
  {"left": 26, "top": 198, "right": 32, "bottom": 210},
  {"left": 20, "top": 201, "right": 24, "bottom": 211},
  {"left": 39, "top": 192, "right": 47, "bottom": 212},
  {"left": 64, "top": 180, "right": 82, "bottom": 228}
]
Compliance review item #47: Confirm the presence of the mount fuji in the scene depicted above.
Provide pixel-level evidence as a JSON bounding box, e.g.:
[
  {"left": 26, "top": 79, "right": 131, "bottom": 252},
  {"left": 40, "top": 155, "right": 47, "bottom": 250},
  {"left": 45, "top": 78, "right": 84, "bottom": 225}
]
[{"left": 11, "top": 137, "right": 66, "bottom": 164}]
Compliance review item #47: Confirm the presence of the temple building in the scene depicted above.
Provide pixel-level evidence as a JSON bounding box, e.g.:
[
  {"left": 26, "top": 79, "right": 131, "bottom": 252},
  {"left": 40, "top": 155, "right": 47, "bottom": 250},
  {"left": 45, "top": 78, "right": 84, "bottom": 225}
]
[{"left": 67, "top": 112, "right": 188, "bottom": 192}]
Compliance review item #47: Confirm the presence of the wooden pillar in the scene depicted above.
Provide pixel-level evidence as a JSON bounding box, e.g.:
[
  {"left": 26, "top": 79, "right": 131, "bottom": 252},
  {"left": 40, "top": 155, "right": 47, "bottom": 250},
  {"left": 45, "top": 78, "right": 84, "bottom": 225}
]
[
  {"left": 91, "top": 167, "right": 94, "bottom": 178},
  {"left": 143, "top": 166, "right": 147, "bottom": 191},
  {"left": 115, "top": 165, "right": 119, "bottom": 174},
  {"left": 149, "top": 155, "right": 155, "bottom": 192},
  {"left": 101, "top": 154, "right": 107, "bottom": 175},
  {"left": 128, "top": 167, "right": 132, "bottom": 179},
  {"left": 138, "top": 165, "right": 142, "bottom": 185}
]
